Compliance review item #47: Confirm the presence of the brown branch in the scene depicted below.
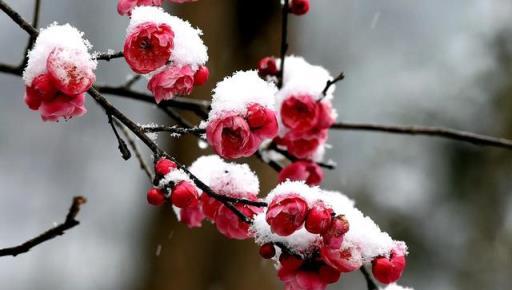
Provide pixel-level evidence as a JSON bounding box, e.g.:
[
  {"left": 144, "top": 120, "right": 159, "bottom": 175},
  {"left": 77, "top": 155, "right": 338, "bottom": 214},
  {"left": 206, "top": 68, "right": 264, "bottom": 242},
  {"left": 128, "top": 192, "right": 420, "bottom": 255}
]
[
  {"left": 277, "top": 0, "right": 289, "bottom": 88},
  {"left": 320, "top": 71, "right": 344, "bottom": 98},
  {"left": 360, "top": 266, "right": 379, "bottom": 290},
  {"left": 269, "top": 143, "right": 336, "bottom": 170},
  {"left": 19, "top": 0, "right": 40, "bottom": 70},
  {"left": 114, "top": 119, "right": 153, "bottom": 180},
  {"left": 0, "top": 196, "right": 87, "bottom": 257},
  {"left": 331, "top": 121, "right": 512, "bottom": 149},
  {"left": 142, "top": 125, "right": 205, "bottom": 135},
  {"left": 95, "top": 51, "right": 123, "bottom": 61}
]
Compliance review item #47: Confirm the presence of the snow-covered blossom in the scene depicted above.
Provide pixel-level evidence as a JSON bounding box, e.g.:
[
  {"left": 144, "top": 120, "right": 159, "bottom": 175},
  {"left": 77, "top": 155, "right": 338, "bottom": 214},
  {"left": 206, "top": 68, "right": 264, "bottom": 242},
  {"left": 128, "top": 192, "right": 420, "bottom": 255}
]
[
  {"left": 273, "top": 56, "right": 337, "bottom": 161},
  {"left": 204, "top": 71, "right": 278, "bottom": 159},
  {"left": 23, "top": 23, "right": 96, "bottom": 121},
  {"left": 117, "top": 0, "right": 198, "bottom": 16},
  {"left": 380, "top": 283, "right": 414, "bottom": 290},
  {"left": 147, "top": 64, "right": 195, "bottom": 103},
  {"left": 251, "top": 181, "right": 408, "bottom": 289},
  {"left": 278, "top": 160, "right": 324, "bottom": 186}
]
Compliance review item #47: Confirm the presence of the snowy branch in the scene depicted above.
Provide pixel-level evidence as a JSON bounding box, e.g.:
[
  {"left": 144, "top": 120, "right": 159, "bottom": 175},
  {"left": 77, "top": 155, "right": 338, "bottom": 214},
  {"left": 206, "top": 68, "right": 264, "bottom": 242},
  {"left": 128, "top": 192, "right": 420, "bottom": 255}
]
[{"left": 0, "top": 196, "right": 87, "bottom": 257}]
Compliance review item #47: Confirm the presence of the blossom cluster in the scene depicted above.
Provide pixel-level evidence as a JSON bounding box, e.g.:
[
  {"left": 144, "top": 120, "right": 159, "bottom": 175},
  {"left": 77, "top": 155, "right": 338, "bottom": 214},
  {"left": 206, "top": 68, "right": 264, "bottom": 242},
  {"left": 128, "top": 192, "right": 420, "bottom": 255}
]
[
  {"left": 251, "top": 181, "right": 407, "bottom": 290},
  {"left": 145, "top": 154, "right": 408, "bottom": 290},
  {"left": 124, "top": 6, "right": 209, "bottom": 103},
  {"left": 22, "top": 24, "right": 96, "bottom": 121}
]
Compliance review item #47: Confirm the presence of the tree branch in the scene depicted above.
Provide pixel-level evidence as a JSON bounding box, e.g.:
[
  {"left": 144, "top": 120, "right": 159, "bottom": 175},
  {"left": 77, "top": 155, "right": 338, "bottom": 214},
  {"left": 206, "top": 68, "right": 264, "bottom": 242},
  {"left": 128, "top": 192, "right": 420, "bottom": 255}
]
[
  {"left": 95, "top": 51, "right": 123, "bottom": 61},
  {"left": 320, "top": 71, "right": 344, "bottom": 100},
  {"left": 360, "top": 266, "right": 379, "bottom": 290},
  {"left": 19, "top": 0, "right": 40, "bottom": 70},
  {"left": 142, "top": 125, "right": 205, "bottom": 135},
  {"left": 277, "top": 0, "right": 289, "bottom": 88},
  {"left": 331, "top": 121, "right": 512, "bottom": 150},
  {"left": 0, "top": 196, "right": 87, "bottom": 257}
]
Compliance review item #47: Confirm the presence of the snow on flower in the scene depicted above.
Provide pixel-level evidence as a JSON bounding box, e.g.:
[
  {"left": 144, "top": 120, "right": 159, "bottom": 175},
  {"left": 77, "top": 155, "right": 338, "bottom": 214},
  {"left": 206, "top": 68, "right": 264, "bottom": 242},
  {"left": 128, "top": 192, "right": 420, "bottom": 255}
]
[
  {"left": 117, "top": 0, "right": 199, "bottom": 17},
  {"left": 380, "top": 283, "right": 414, "bottom": 290},
  {"left": 204, "top": 71, "right": 279, "bottom": 159},
  {"left": 272, "top": 56, "right": 337, "bottom": 161},
  {"left": 22, "top": 23, "right": 96, "bottom": 121},
  {"left": 128, "top": 6, "right": 208, "bottom": 68},
  {"left": 251, "top": 181, "right": 407, "bottom": 288}
]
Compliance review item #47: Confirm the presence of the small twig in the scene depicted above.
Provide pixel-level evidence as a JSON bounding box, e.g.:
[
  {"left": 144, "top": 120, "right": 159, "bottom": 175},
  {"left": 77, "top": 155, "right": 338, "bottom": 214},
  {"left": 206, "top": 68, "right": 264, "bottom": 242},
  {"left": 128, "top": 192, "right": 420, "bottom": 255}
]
[
  {"left": 124, "top": 75, "right": 141, "bottom": 89},
  {"left": 107, "top": 113, "right": 132, "bottom": 160},
  {"left": 360, "top": 266, "right": 379, "bottom": 290},
  {"left": 0, "top": 196, "right": 87, "bottom": 257},
  {"left": 331, "top": 121, "right": 512, "bottom": 150},
  {"left": 19, "top": 0, "right": 40, "bottom": 70},
  {"left": 0, "top": 63, "right": 21, "bottom": 75},
  {"left": 277, "top": 0, "right": 289, "bottom": 88},
  {"left": 114, "top": 119, "right": 153, "bottom": 180},
  {"left": 142, "top": 125, "right": 205, "bottom": 135},
  {"left": 95, "top": 51, "right": 123, "bottom": 61},
  {"left": 270, "top": 143, "right": 336, "bottom": 170},
  {"left": 319, "top": 72, "right": 344, "bottom": 101}
]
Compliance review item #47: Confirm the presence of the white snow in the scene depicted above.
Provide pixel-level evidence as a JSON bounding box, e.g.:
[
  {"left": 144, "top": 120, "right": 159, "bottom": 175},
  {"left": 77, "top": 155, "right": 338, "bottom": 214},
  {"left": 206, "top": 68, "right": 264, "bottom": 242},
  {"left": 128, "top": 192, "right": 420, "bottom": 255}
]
[
  {"left": 207, "top": 70, "right": 278, "bottom": 121},
  {"left": 252, "top": 181, "right": 406, "bottom": 261},
  {"left": 380, "top": 283, "right": 414, "bottom": 290},
  {"left": 128, "top": 6, "right": 208, "bottom": 67},
  {"left": 23, "top": 23, "right": 96, "bottom": 85},
  {"left": 189, "top": 155, "right": 259, "bottom": 196}
]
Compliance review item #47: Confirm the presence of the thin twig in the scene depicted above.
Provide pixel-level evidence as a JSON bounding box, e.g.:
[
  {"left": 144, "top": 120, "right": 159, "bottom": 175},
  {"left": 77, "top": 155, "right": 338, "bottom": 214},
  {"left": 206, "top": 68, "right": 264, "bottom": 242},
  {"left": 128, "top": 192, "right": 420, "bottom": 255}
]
[
  {"left": 360, "top": 266, "right": 379, "bottom": 290},
  {"left": 320, "top": 71, "right": 344, "bottom": 100},
  {"left": 19, "top": 0, "right": 40, "bottom": 70},
  {"left": 107, "top": 113, "right": 132, "bottom": 160},
  {"left": 270, "top": 143, "right": 337, "bottom": 170},
  {"left": 0, "top": 196, "right": 87, "bottom": 257},
  {"left": 114, "top": 119, "right": 153, "bottom": 180},
  {"left": 142, "top": 125, "right": 205, "bottom": 135},
  {"left": 124, "top": 75, "right": 141, "bottom": 89},
  {"left": 331, "top": 122, "right": 512, "bottom": 149},
  {"left": 277, "top": 0, "right": 289, "bottom": 88},
  {"left": 95, "top": 51, "right": 123, "bottom": 61}
]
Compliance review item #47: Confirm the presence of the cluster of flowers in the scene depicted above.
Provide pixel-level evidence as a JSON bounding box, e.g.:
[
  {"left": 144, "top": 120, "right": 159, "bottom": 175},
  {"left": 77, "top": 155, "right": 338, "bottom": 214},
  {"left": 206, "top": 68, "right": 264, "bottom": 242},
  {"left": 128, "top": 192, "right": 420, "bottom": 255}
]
[
  {"left": 251, "top": 182, "right": 407, "bottom": 290},
  {"left": 117, "top": 0, "right": 198, "bottom": 16},
  {"left": 123, "top": 7, "right": 209, "bottom": 103},
  {"left": 203, "top": 71, "right": 279, "bottom": 158},
  {"left": 22, "top": 24, "right": 97, "bottom": 121},
  {"left": 145, "top": 154, "right": 409, "bottom": 290},
  {"left": 147, "top": 155, "right": 263, "bottom": 239}
]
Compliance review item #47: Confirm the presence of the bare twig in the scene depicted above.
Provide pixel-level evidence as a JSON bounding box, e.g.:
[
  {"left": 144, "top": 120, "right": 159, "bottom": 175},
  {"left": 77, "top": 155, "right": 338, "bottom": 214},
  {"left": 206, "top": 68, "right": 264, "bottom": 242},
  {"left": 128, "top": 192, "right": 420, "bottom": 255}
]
[
  {"left": 107, "top": 113, "right": 131, "bottom": 160},
  {"left": 20, "top": 0, "right": 40, "bottom": 70},
  {"left": 270, "top": 143, "right": 336, "bottom": 170},
  {"left": 142, "top": 125, "right": 205, "bottom": 135},
  {"left": 331, "top": 122, "right": 512, "bottom": 149},
  {"left": 277, "top": 0, "right": 289, "bottom": 88},
  {"left": 360, "top": 266, "right": 379, "bottom": 290},
  {"left": 114, "top": 119, "right": 153, "bottom": 180},
  {"left": 95, "top": 51, "right": 123, "bottom": 61},
  {"left": 0, "top": 196, "right": 87, "bottom": 257},
  {"left": 320, "top": 71, "right": 344, "bottom": 99}
]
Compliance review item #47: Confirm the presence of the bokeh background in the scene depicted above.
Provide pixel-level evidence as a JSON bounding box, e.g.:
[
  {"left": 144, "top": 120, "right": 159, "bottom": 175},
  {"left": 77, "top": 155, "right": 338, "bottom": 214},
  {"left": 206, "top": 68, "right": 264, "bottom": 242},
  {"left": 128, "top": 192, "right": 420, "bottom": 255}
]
[{"left": 1, "top": 0, "right": 512, "bottom": 289}]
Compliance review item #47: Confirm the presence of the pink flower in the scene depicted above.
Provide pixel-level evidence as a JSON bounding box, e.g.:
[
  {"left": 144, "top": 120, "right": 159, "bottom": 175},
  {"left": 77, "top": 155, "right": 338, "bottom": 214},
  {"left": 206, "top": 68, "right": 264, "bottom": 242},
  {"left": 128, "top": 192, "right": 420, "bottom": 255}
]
[
  {"left": 147, "top": 65, "right": 195, "bottom": 103},
  {"left": 304, "top": 202, "right": 332, "bottom": 234},
  {"left": 321, "top": 215, "right": 349, "bottom": 249},
  {"left": 372, "top": 246, "right": 407, "bottom": 284},
  {"left": 178, "top": 202, "right": 205, "bottom": 229},
  {"left": 46, "top": 48, "right": 95, "bottom": 96},
  {"left": 290, "top": 0, "right": 310, "bottom": 16},
  {"left": 281, "top": 95, "right": 318, "bottom": 133},
  {"left": 315, "top": 101, "right": 336, "bottom": 130},
  {"left": 206, "top": 114, "right": 260, "bottom": 159},
  {"left": 279, "top": 160, "right": 324, "bottom": 186},
  {"left": 117, "top": 0, "right": 163, "bottom": 16},
  {"left": 320, "top": 246, "right": 363, "bottom": 273},
  {"left": 123, "top": 22, "right": 174, "bottom": 74},
  {"left": 282, "top": 132, "right": 325, "bottom": 159},
  {"left": 171, "top": 181, "right": 199, "bottom": 208},
  {"left": 24, "top": 73, "right": 57, "bottom": 110},
  {"left": 246, "top": 103, "right": 279, "bottom": 139},
  {"left": 278, "top": 254, "right": 340, "bottom": 290},
  {"left": 266, "top": 194, "right": 309, "bottom": 236},
  {"left": 39, "top": 92, "right": 87, "bottom": 122},
  {"left": 214, "top": 196, "right": 262, "bottom": 240},
  {"left": 200, "top": 194, "right": 222, "bottom": 221}
]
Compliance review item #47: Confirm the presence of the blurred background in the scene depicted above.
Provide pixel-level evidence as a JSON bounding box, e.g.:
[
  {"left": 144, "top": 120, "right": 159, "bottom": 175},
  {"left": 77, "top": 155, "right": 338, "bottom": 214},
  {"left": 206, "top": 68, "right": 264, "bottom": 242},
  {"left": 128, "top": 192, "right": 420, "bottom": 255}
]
[{"left": 1, "top": 0, "right": 512, "bottom": 289}]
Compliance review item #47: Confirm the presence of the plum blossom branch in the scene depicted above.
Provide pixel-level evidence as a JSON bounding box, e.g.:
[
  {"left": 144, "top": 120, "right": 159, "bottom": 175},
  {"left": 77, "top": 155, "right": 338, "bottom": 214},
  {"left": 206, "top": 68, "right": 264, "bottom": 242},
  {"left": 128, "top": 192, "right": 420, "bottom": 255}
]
[
  {"left": 20, "top": 0, "right": 40, "bottom": 70},
  {"left": 0, "top": 196, "right": 87, "bottom": 257},
  {"left": 331, "top": 121, "right": 512, "bottom": 150},
  {"left": 0, "top": 0, "right": 262, "bottom": 225}
]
